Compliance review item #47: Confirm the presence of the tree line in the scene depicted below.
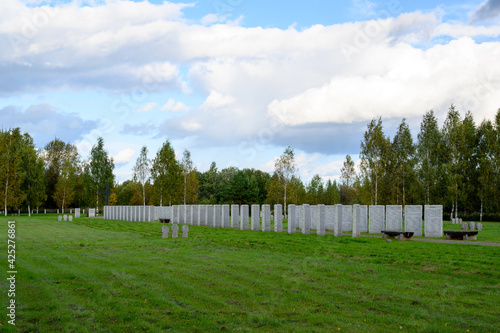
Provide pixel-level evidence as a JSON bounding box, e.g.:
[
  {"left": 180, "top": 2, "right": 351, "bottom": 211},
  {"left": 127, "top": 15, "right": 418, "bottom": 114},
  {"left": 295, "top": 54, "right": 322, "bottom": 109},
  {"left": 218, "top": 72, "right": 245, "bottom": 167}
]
[{"left": 1, "top": 106, "right": 499, "bottom": 220}]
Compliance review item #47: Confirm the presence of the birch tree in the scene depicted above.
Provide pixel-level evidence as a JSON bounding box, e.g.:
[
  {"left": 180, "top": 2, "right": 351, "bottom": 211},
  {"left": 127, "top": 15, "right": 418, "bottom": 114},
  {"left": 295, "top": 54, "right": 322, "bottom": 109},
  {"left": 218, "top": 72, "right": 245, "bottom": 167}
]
[
  {"left": 21, "top": 133, "right": 46, "bottom": 216},
  {"left": 87, "top": 137, "right": 115, "bottom": 212},
  {"left": 151, "top": 140, "right": 182, "bottom": 206},
  {"left": 133, "top": 146, "right": 151, "bottom": 206},
  {"left": 274, "top": 146, "right": 297, "bottom": 216}
]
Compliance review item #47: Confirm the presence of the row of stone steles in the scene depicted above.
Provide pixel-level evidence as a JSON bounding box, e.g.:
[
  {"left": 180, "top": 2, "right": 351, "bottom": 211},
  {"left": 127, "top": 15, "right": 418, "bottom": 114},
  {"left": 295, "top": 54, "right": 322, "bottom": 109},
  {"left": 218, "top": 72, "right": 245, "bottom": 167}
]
[
  {"left": 161, "top": 224, "right": 189, "bottom": 238},
  {"left": 169, "top": 204, "right": 444, "bottom": 238}
]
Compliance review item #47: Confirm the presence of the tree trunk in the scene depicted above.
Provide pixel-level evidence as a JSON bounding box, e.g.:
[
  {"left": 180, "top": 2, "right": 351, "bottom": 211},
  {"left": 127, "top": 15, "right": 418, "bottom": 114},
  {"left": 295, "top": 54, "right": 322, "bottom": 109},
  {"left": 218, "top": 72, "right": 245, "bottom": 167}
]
[
  {"left": 96, "top": 185, "right": 99, "bottom": 215},
  {"left": 480, "top": 199, "right": 483, "bottom": 222},
  {"left": 184, "top": 174, "right": 187, "bottom": 205},
  {"left": 142, "top": 183, "right": 146, "bottom": 206},
  {"left": 4, "top": 179, "right": 8, "bottom": 216},
  {"left": 28, "top": 204, "right": 31, "bottom": 217}
]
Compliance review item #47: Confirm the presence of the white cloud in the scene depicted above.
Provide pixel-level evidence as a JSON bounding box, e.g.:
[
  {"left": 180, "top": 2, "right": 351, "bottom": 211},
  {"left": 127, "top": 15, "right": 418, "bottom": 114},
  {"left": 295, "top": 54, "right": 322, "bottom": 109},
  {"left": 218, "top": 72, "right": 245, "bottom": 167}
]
[
  {"left": 134, "top": 102, "right": 157, "bottom": 113},
  {"left": 162, "top": 98, "right": 190, "bottom": 112},
  {"left": 113, "top": 148, "right": 136, "bottom": 164}
]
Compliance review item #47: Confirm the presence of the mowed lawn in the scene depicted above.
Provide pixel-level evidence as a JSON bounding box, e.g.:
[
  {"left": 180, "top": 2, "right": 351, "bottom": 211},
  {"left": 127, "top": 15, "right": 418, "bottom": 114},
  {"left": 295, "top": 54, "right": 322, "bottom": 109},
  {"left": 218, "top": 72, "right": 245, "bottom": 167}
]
[{"left": 0, "top": 215, "right": 499, "bottom": 332}]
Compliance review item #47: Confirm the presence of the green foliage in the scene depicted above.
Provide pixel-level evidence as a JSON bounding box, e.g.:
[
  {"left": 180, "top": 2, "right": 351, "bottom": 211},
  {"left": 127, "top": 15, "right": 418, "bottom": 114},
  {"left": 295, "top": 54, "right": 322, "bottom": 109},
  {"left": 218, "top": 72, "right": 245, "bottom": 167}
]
[
  {"left": 133, "top": 146, "right": 150, "bottom": 206},
  {"left": 150, "top": 139, "right": 182, "bottom": 206},
  {"left": 53, "top": 143, "right": 79, "bottom": 211},
  {"left": 85, "top": 137, "right": 115, "bottom": 210},
  {"left": 0, "top": 128, "right": 26, "bottom": 214}
]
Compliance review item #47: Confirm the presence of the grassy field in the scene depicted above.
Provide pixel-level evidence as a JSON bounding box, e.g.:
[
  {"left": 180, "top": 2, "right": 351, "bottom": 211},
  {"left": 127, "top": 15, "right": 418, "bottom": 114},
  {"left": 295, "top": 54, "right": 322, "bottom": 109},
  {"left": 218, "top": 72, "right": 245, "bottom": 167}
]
[{"left": 0, "top": 215, "right": 499, "bottom": 332}]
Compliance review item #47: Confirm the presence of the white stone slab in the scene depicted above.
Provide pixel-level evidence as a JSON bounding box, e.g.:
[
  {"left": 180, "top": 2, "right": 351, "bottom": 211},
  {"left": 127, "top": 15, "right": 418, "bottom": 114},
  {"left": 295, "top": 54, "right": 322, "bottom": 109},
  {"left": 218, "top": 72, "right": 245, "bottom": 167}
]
[
  {"left": 231, "top": 205, "right": 239, "bottom": 229},
  {"left": 404, "top": 205, "right": 422, "bottom": 236},
  {"left": 240, "top": 205, "right": 249, "bottom": 230},
  {"left": 386, "top": 205, "right": 403, "bottom": 231},
  {"left": 369, "top": 205, "right": 385, "bottom": 234},
  {"left": 274, "top": 204, "right": 283, "bottom": 232},
  {"left": 424, "top": 205, "right": 443, "bottom": 237},
  {"left": 251, "top": 205, "right": 260, "bottom": 231}
]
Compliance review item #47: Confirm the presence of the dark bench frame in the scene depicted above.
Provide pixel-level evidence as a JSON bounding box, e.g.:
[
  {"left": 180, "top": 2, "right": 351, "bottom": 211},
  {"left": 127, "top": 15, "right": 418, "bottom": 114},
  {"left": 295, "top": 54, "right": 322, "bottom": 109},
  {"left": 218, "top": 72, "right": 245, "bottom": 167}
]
[
  {"left": 444, "top": 230, "right": 478, "bottom": 240},
  {"left": 381, "top": 231, "right": 414, "bottom": 241},
  {"left": 159, "top": 218, "right": 171, "bottom": 223}
]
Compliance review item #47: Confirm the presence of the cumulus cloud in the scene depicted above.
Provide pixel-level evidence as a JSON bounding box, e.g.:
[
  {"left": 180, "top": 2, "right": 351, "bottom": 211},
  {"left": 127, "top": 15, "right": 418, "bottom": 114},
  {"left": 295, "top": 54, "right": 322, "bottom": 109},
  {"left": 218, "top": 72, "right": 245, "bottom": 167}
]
[
  {"left": 113, "top": 148, "right": 136, "bottom": 164},
  {"left": 162, "top": 98, "right": 190, "bottom": 112},
  {"left": 134, "top": 102, "right": 157, "bottom": 113},
  {"left": 1, "top": 0, "right": 500, "bottom": 159},
  {"left": 0, "top": 104, "right": 97, "bottom": 147},
  {"left": 470, "top": 0, "right": 500, "bottom": 24}
]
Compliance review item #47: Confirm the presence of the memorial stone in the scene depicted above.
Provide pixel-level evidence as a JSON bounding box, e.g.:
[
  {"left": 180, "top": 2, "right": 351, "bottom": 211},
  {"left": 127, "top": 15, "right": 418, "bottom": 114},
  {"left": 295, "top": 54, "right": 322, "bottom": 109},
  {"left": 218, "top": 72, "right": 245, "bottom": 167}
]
[
  {"left": 199, "top": 205, "right": 206, "bottom": 226},
  {"left": 262, "top": 204, "right": 271, "bottom": 231},
  {"left": 317, "top": 205, "right": 325, "bottom": 236},
  {"left": 360, "top": 205, "right": 368, "bottom": 233},
  {"left": 302, "top": 204, "right": 311, "bottom": 234},
  {"left": 352, "top": 204, "right": 360, "bottom": 237},
  {"left": 171, "top": 224, "right": 179, "bottom": 238},
  {"left": 288, "top": 204, "right": 296, "bottom": 233},
  {"left": 206, "top": 205, "right": 214, "bottom": 227},
  {"left": 404, "top": 205, "right": 422, "bottom": 236},
  {"left": 325, "top": 205, "right": 334, "bottom": 230},
  {"left": 274, "top": 204, "right": 283, "bottom": 232},
  {"left": 186, "top": 205, "right": 192, "bottom": 225},
  {"left": 251, "top": 205, "right": 260, "bottom": 231},
  {"left": 63, "top": 214, "right": 68, "bottom": 221},
  {"left": 342, "top": 205, "right": 352, "bottom": 232},
  {"left": 476, "top": 223, "right": 482, "bottom": 231},
  {"left": 240, "top": 205, "right": 249, "bottom": 230},
  {"left": 333, "top": 204, "right": 343, "bottom": 237},
  {"left": 368, "top": 205, "right": 385, "bottom": 234},
  {"left": 299, "top": 205, "right": 305, "bottom": 229},
  {"left": 231, "top": 205, "right": 239, "bottom": 229},
  {"left": 424, "top": 205, "right": 443, "bottom": 237},
  {"left": 461, "top": 223, "right": 469, "bottom": 231},
  {"left": 311, "top": 205, "right": 318, "bottom": 230},
  {"left": 214, "top": 205, "right": 222, "bottom": 228},
  {"left": 386, "top": 205, "right": 403, "bottom": 231},
  {"left": 162, "top": 225, "right": 169, "bottom": 238},
  {"left": 182, "top": 225, "right": 189, "bottom": 238},
  {"left": 193, "top": 205, "right": 199, "bottom": 226},
  {"left": 88, "top": 209, "right": 96, "bottom": 218},
  {"left": 468, "top": 221, "right": 475, "bottom": 231},
  {"left": 69, "top": 215, "right": 73, "bottom": 222},
  {"left": 58, "top": 215, "right": 62, "bottom": 221},
  {"left": 222, "top": 205, "right": 230, "bottom": 228},
  {"left": 173, "top": 205, "right": 178, "bottom": 224}
]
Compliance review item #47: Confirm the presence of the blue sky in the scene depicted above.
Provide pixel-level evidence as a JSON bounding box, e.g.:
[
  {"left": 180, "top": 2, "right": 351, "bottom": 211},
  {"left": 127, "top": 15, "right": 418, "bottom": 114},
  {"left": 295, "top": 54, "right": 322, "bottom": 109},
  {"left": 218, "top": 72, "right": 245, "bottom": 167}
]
[{"left": 1, "top": 0, "right": 500, "bottom": 182}]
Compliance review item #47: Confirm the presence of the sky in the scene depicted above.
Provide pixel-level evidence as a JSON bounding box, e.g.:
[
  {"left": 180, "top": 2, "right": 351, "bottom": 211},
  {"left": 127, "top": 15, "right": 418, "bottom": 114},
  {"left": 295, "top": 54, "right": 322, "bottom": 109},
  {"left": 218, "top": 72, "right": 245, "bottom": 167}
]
[{"left": 1, "top": 0, "right": 500, "bottom": 183}]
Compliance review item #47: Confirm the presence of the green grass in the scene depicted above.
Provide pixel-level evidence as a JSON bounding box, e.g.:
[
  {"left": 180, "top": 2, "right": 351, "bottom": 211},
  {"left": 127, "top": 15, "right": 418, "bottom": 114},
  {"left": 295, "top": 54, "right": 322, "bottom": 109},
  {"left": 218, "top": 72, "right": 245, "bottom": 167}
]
[{"left": 0, "top": 215, "right": 499, "bottom": 332}]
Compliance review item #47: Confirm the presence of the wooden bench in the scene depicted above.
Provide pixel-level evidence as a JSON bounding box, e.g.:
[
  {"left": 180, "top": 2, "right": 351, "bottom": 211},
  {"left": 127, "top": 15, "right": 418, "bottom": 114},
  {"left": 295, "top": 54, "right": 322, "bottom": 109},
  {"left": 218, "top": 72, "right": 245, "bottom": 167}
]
[
  {"left": 381, "top": 231, "right": 414, "bottom": 241},
  {"left": 159, "top": 218, "right": 171, "bottom": 223},
  {"left": 444, "top": 230, "right": 478, "bottom": 240}
]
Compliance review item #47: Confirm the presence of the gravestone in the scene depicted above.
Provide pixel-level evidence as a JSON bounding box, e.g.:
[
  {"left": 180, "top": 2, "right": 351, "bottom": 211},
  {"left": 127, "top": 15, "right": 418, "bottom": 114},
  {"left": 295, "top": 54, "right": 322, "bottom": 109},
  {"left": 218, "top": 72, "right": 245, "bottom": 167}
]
[
  {"left": 262, "top": 204, "right": 271, "bottom": 231},
  {"left": 386, "top": 205, "right": 403, "bottom": 231},
  {"left": 325, "top": 205, "right": 334, "bottom": 230},
  {"left": 333, "top": 204, "right": 343, "bottom": 237},
  {"left": 214, "top": 205, "right": 222, "bottom": 228},
  {"left": 274, "top": 204, "right": 283, "bottom": 232},
  {"left": 468, "top": 221, "right": 475, "bottom": 231},
  {"left": 57, "top": 209, "right": 59, "bottom": 214},
  {"left": 311, "top": 205, "right": 319, "bottom": 230},
  {"left": 193, "top": 205, "right": 199, "bottom": 226},
  {"left": 63, "top": 214, "right": 68, "bottom": 221},
  {"left": 231, "top": 205, "right": 239, "bottom": 229},
  {"left": 44, "top": 209, "right": 46, "bottom": 214},
  {"left": 186, "top": 205, "right": 192, "bottom": 225},
  {"left": 240, "top": 205, "right": 249, "bottom": 230},
  {"left": 302, "top": 204, "right": 311, "bottom": 234},
  {"left": 369, "top": 205, "right": 385, "bottom": 234},
  {"left": 424, "top": 205, "right": 443, "bottom": 237},
  {"left": 58, "top": 215, "right": 62, "bottom": 221},
  {"left": 195, "top": 205, "right": 201, "bottom": 226},
  {"left": 171, "top": 224, "right": 179, "bottom": 238},
  {"left": 352, "top": 204, "right": 360, "bottom": 237},
  {"left": 317, "top": 205, "right": 325, "bottom": 236},
  {"left": 461, "top": 222, "right": 468, "bottom": 231},
  {"left": 162, "top": 225, "right": 169, "bottom": 238},
  {"left": 88, "top": 209, "right": 95, "bottom": 218},
  {"left": 199, "top": 205, "right": 206, "bottom": 226},
  {"left": 299, "top": 205, "right": 305, "bottom": 229},
  {"left": 360, "top": 205, "right": 368, "bottom": 233},
  {"left": 182, "top": 225, "right": 189, "bottom": 238},
  {"left": 251, "top": 205, "right": 260, "bottom": 231},
  {"left": 288, "top": 204, "right": 296, "bottom": 233},
  {"left": 179, "top": 205, "right": 185, "bottom": 224},
  {"left": 404, "top": 205, "right": 422, "bottom": 236},
  {"left": 206, "top": 205, "right": 214, "bottom": 227},
  {"left": 68, "top": 215, "right": 73, "bottom": 222},
  {"left": 342, "top": 205, "right": 352, "bottom": 232},
  {"left": 476, "top": 223, "right": 482, "bottom": 231},
  {"left": 173, "top": 205, "right": 179, "bottom": 224},
  {"left": 222, "top": 204, "right": 230, "bottom": 228}
]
